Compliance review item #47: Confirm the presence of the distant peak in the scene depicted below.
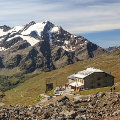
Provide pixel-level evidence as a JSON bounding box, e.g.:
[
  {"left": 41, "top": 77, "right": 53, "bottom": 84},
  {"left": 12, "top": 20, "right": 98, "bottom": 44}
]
[
  {"left": 41, "top": 20, "right": 54, "bottom": 26},
  {"left": 43, "top": 20, "right": 51, "bottom": 23},
  {"left": 28, "top": 21, "right": 36, "bottom": 25},
  {"left": 0, "top": 25, "right": 11, "bottom": 32},
  {"left": 44, "top": 20, "right": 49, "bottom": 23},
  {"left": 42, "top": 21, "right": 48, "bottom": 24}
]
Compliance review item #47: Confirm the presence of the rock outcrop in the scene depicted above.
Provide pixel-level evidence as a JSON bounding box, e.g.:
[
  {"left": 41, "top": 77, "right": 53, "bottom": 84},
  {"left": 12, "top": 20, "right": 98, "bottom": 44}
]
[{"left": 0, "top": 92, "right": 120, "bottom": 119}]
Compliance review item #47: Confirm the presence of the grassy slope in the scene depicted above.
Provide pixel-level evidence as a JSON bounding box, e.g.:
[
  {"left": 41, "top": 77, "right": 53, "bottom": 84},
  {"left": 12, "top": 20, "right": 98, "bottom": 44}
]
[
  {"left": 4, "top": 49, "right": 120, "bottom": 106},
  {"left": 0, "top": 70, "right": 38, "bottom": 92}
]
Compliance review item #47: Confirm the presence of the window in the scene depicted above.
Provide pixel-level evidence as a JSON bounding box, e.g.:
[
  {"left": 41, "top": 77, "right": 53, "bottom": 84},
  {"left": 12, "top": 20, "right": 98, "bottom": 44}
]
[
  {"left": 91, "top": 80, "right": 94, "bottom": 84},
  {"left": 97, "top": 77, "right": 101, "bottom": 80},
  {"left": 90, "top": 86, "right": 94, "bottom": 89},
  {"left": 75, "top": 78, "right": 78, "bottom": 82},
  {"left": 82, "top": 80, "right": 84, "bottom": 84},
  {"left": 97, "top": 83, "right": 101, "bottom": 86},
  {"left": 80, "top": 79, "right": 82, "bottom": 83},
  {"left": 105, "top": 73, "right": 108, "bottom": 77},
  {"left": 104, "top": 79, "right": 108, "bottom": 83}
]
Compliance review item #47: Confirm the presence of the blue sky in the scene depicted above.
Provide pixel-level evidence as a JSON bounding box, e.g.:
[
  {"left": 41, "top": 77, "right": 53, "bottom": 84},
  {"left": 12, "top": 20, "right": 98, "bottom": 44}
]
[
  {"left": 80, "top": 29, "right": 120, "bottom": 48},
  {"left": 0, "top": 0, "right": 120, "bottom": 48}
]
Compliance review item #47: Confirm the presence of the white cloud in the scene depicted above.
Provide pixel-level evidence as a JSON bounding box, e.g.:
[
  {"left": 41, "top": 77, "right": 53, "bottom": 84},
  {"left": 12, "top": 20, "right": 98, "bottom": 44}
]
[
  {"left": 68, "top": 23, "right": 120, "bottom": 33},
  {"left": 0, "top": 0, "right": 120, "bottom": 34}
]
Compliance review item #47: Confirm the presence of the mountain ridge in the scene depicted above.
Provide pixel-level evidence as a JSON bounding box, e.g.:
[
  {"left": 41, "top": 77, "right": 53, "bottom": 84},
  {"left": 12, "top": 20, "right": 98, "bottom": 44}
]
[
  {"left": 0, "top": 21, "right": 105, "bottom": 73},
  {"left": 106, "top": 46, "right": 120, "bottom": 51}
]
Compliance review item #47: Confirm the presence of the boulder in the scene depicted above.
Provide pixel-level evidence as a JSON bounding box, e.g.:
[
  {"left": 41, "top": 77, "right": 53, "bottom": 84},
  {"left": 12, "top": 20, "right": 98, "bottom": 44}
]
[{"left": 113, "top": 110, "right": 120, "bottom": 116}]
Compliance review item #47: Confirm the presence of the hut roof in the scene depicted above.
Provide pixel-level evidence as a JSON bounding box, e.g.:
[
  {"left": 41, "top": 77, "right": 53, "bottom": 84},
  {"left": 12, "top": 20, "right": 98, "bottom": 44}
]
[{"left": 68, "top": 68, "right": 103, "bottom": 79}]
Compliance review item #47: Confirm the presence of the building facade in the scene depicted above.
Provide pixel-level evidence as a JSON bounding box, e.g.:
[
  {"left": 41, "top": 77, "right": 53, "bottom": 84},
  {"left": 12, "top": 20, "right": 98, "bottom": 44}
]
[{"left": 67, "top": 68, "right": 114, "bottom": 91}]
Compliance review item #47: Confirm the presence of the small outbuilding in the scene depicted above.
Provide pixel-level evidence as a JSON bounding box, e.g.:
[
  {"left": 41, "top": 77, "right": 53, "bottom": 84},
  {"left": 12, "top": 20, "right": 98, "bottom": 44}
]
[{"left": 67, "top": 68, "right": 114, "bottom": 91}]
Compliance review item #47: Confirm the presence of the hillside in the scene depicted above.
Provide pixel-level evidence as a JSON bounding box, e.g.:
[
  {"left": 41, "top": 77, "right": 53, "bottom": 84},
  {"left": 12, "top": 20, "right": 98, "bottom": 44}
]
[
  {"left": 0, "top": 21, "right": 106, "bottom": 92},
  {"left": 2, "top": 48, "right": 120, "bottom": 106}
]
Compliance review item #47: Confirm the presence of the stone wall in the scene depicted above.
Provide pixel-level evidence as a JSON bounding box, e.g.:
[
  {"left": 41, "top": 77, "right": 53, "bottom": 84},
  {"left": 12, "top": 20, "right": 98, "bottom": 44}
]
[{"left": 84, "top": 72, "right": 114, "bottom": 89}]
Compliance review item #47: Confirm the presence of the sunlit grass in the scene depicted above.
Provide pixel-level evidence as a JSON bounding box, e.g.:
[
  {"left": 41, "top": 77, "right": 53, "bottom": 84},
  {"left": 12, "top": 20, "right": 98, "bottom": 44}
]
[
  {"left": 3, "top": 49, "right": 120, "bottom": 106},
  {"left": 76, "top": 85, "right": 120, "bottom": 95}
]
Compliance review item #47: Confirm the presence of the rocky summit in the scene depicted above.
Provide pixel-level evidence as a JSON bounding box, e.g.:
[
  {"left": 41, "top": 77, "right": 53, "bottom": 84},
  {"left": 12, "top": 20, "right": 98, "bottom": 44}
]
[
  {"left": 0, "top": 21, "right": 105, "bottom": 73},
  {"left": 0, "top": 92, "right": 120, "bottom": 119}
]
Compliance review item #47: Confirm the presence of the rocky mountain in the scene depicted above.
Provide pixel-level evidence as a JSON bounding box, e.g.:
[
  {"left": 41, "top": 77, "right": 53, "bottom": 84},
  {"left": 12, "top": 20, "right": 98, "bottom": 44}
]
[
  {"left": 0, "top": 21, "right": 105, "bottom": 73},
  {"left": 106, "top": 46, "right": 120, "bottom": 51}
]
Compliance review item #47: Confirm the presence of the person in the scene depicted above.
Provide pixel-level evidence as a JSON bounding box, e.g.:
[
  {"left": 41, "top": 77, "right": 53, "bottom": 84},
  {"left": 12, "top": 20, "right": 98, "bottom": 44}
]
[
  {"left": 113, "top": 87, "right": 116, "bottom": 91},
  {"left": 65, "top": 84, "right": 66, "bottom": 89},
  {"left": 110, "top": 88, "right": 112, "bottom": 92}
]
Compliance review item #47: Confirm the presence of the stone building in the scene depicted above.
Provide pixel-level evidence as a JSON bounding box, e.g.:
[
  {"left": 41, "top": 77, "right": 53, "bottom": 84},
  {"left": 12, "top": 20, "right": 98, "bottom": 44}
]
[{"left": 67, "top": 68, "right": 114, "bottom": 91}]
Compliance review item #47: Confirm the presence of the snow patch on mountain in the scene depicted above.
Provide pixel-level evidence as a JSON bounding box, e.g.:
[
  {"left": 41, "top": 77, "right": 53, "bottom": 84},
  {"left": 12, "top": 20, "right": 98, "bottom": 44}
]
[
  {"left": 64, "top": 40, "right": 69, "bottom": 45},
  {"left": 62, "top": 46, "right": 69, "bottom": 51},
  {"left": 48, "top": 32, "right": 53, "bottom": 43},
  {"left": 0, "top": 29, "right": 5, "bottom": 36},
  {"left": 22, "top": 22, "right": 47, "bottom": 39},
  {"left": 0, "top": 47, "right": 7, "bottom": 51},
  {"left": 48, "top": 26, "right": 59, "bottom": 42},
  {"left": 51, "top": 26, "right": 59, "bottom": 33},
  {"left": 0, "top": 26, "right": 23, "bottom": 36},
  {"left": 7, "top": 35, "right": 40, "bottom": 46},
  {"left": 0, "top": 21, "right": 88, "bottom": 51},
  {"left": 0, "top": 21, "right": 60, "bottom": 45},
  {"left": 21, "top": 35, "right": 40, "bottom": 46},
  {"left": 0, "top": 26, "right": 23, "bottom": 37},
  {"left": 10, "top": 26, "right": 23, "bottom": 33},
  {"left": 62, "top": 46, "right": 75, "bottom": 52}
]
